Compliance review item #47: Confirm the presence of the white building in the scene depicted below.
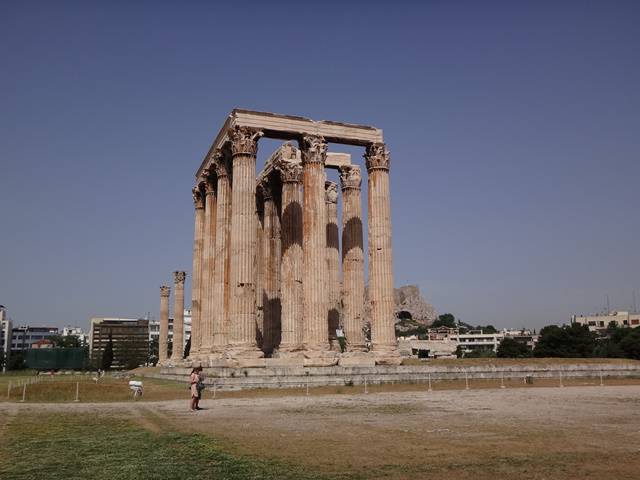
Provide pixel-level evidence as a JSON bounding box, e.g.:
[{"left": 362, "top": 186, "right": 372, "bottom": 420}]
[
  {"left": 572, "top": 311, "right": 640, "bottom": 332},
  {"left": 1, "top": 306, "right": 12, "bottom": 371},
  {"left": 148, "top": 309, "right": 192, "bottom": 345},
  {"left": 61, "top": 326, "right": 88, "bottom": 346}
]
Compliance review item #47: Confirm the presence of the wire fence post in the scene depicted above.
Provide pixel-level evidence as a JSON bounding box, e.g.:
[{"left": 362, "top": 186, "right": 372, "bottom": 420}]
[
  {"left": 465, "top": 371, "right": 469, "bottom": 390},
  {"left": 213, "top": 383, "right": 217, "bottom": 399},
  {"left": 501, "top": 373, "right": 506, "bottom": 389},
  {"left": 20, "top": 383, "right": 26, "bottom": 403},
  {"left": 7, "top": 381, "right": 11, "bottom": 399},
  {"left": 428, "top": 373, "right": 432, "bottom": 392},
  {"left": 306, "top": 378, "right": 309, "bottom": 396},
  {"left": 600, "top": 371, "right": 604, "bottom": 387},
  {"left": 364, "top": 377, "right": 368, "bottom": 394},
  {"left": 74, "top": 382, "right": 79, "bottom": 402},
  {"left": 559, "top": 371, "right": 564, "bottom": 388}
]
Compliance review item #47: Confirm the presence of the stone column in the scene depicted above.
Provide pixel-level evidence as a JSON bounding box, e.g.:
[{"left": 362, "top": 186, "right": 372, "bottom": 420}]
[
  {"left": 325, "top": 181, "right": 341, "bottom": 349},
  {"left": 365, "top": 143, "right": 398, "bottom": 355},
  {"left": 189, "top": 184, "right": 205, "bottom": 359},
  {"left": 199, "top": 170, "right": 217, "bottom": 355},
  {"left": 301, "top": 135, "right": 329, "bottom": 351},
  {"left": 171, "top": 271, "right": 187, "bottom": 362},
  {"left": 158, "top": 285, "right": 170, "bottom": 364},
  {"left": 260, "top": 180, "right": 282, "bottom": 354},
  {"left": 255, "top": 196, "right": 265, "bottom": 350},
  {"left": 227, "top": 125, "right": 264, "bottom": 357},
  {"left": 277, "top": 161, "right": 303, "bottom": 351},
  {"left": 339, "top": 165, "right": 366, "bottom": 350},
  {"left": 211, "top": 156, "right": 232, "bottom": 352}
]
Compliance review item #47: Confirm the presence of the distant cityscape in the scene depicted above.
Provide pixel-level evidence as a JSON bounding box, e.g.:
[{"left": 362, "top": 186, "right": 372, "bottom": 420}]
[{"left": 2, "top": 303, "right": 639, "bottom": 370}]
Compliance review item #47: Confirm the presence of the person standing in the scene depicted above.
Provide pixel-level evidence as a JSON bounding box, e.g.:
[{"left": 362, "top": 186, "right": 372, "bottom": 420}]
[{"left": 189, "top": 367, "right": 200, "bottom": 411}]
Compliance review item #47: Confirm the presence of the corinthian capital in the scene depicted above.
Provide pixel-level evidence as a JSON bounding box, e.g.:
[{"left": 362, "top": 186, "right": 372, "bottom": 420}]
[
  {"left": 173, "top": 271, "right": 187, "bottom": 285},
  {"left": 192, "top": 185, "right": 204, "bottom": 209},
  {"left": 213, "top": 153, "right": 230, "bottom": 179},
  {"left": 338, "top": 165, "right": 362, "bottom": 191},
  {"left": 160, "top": 285, "right": 171, "bottom": 297},
  {"left": 228, "top": 125, "right": 263, "bottom": 157},
  {"left": 202, "top": 169, "right": 216, "bottom": 196},
  {"left": 258, "top": 180, "right": 274, "bottom": 201},
  {"left": 364, "top": 142, "right": 390, "bottom": 172},
  {"left": 278, "top": 160, "right": 303, "bottom": 183},
  {"left": 325, "top": 181, "right": 338, "bottom": 204},
  {"left": 300, "top": 135, "right": 327, "bottom": 165}
]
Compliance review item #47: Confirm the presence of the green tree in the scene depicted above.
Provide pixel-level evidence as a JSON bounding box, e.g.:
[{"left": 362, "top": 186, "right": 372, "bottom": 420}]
[
  {"left": 49, "top": 335, "right": 81, "bottom": 348},
  {"left": 8, "top": 352, "right": 26, "bottom": 370},
  {"left": 533, "top": 324, "right": 596, "bottom": 358},
  {"left": 497, "top": 337, "right": 532, "bottom": 358},
  {"left": 101, "top": 334, "right": 114, "bottom": 370},
  {"left": 476, "top": 325, "right": 498, "bottom": 334},
  {"left": 183, "top": 336, "right": 191, "bottom": 359},
  {"left": 619, "top": 329, "right": 640, "bottom": 359},
  {"left": 431, "top": 313, "right": 457, "bottom": 329}
]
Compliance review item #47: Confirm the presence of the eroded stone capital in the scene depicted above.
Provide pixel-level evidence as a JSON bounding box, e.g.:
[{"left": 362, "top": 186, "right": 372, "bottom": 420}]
[
  {"left": 278, "top": 160, "right": 303, "bottom": 183},
  {"left": 173, "top": 271, "right": 187, "bottom": 285},
  {"left": 300, "top": 135, "right": 327, "bottom": 165},
  {"left": 228, "top": 125, "right": 263, "bottom": 157},
  {"left": 192, "top": 185, "right": 205, "bottom": 209},
  {"left": 160, "top": 285, "right": 171, "bottom": 297},
  {"left": 339, "top": 165, "right": 362, "bottom": 191},
  {"left": 325, "top": 181, "right": 338, "bottom": 204},
  {"left": 364, "top": 142, "right": 390, "bottom": 172},
  {"left": 258, "top": 180, "right": 274, "bottom": 201},
  {"left": 203, "top": 170, "right": 216, "bottom": 196}
]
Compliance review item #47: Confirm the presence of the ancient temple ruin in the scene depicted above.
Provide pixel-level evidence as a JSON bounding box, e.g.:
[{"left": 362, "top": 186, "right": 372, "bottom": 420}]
[{"left": 161, "top": 110, "right": 399, "bottom": 367}]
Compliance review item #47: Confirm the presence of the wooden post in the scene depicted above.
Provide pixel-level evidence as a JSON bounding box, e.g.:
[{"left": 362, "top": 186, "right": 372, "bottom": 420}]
[
  {"left": 559, "top": 371, "right": 564, "bottom": 388},
  {"left": 501, "top": 373, "right": 505, "bottom": 389},
  {"left": 7, "top": 381, "right": 11, "bottom": 399},
  {"left": 465, "top": 371, "right": 469, "bottom": 390},
  {"left": 20, "top": 383, "right": 26, "bottom": 402},
  {"left": 74, "top": 382, "right": 79, "bottom": 402},
  {"left": 364, "top": 377, "right": 368, "bottom": 394},
  {"left": 600, "top": 371, "right": 604, "bottom": 387},
  {"left": 428, "top": 373, "right": 432, "bottom": 392}
]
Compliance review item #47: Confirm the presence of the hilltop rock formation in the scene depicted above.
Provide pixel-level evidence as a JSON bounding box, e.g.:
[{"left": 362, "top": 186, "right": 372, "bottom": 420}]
[{"left": 364, "top": 284, "right": 437, "bottom": 330}]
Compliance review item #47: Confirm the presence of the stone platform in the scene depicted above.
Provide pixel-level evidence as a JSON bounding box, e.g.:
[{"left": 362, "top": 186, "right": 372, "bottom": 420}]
[{"left": 155, "top": 362, "right": 640, "bottom": 391}]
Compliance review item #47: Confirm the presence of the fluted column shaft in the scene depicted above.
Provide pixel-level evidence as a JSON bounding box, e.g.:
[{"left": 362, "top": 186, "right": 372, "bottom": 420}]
[
  {"left": 325, "top": 181, "right": 341, "bottom": 348},
  {"left": 158, "top": 286, "right": 170, "bottom": 364},
  {"left": 171, "top": 271, "right": 186, "bottom": 361},
  {"left": 365, "top": 143, "right": 397, "bottom": 349},
  {"left": 212, "top": 158, "right": 232, "bottom": 351},
  {"left": 199, "top": 174, "right": 217, "bottom": 354},
  {"left": 261, "top": 182, "right": 281, "bottom": 354},
  {"left": 228, "top": 126, "right": 263, "bottom": 354},
  {"left": 301, "top": 135, "right": 329, "bottom": 350},
  {"left": 339, "top": 166, "right": 365, "bottom": 350},
  {"left": 189, "top": 186, "right": 205, "bottom": 358},
  {"left": 255, "top": 200, "right": 265, "bottom": 349},
  {"left": 278, "top": 162, "right": 303, "bottom": 349}
]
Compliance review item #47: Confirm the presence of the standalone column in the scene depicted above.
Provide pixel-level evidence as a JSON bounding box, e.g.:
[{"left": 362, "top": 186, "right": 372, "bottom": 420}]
[
  {"left": 255, "top": 196, "right": 265, "bottom": 349},
  {"left": 158, "top": 285, "right": 170, "bottom": 364},
  {"left": 199, "top": 171, "right": 217, "bottom": 355},
  {"left": 325, "top": 181, "right": 341, "bottom": 349},
  {"left": 339, "top": 165, "right": 366, "bottom": 350},
  {"left": 365, "top": 143, "right": 398, "bottom": 353},
  {"left": 171, "top": 271, "right": 187, "bottom": 362},
  {"left": 212, "top": 156, "right": 232, "bottom": 352},
  {"left": 301, "top": 135, "right": 329, "bottom": 351},
  {"left": 278, "top": 161, "right": 303, "bottom": 351},
  {"left": 189, "top": 184, "right": 205, "bottom": 359},
  {"left": 261, "top": 181, "right": 282, "bottom": 354},
  {"left": 227, "top": 126, "right": 264, "bottom": 357}
]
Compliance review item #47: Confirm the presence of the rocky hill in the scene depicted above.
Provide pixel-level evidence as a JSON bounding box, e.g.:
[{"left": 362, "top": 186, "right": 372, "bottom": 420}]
[{"left": 364, "top": 284, "right": 437, "bottom": 332}]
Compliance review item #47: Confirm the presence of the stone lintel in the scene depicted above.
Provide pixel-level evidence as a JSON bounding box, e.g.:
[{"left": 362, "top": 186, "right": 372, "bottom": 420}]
[{"left": 198, "top": 109, "right": 374, "bottom": 178}]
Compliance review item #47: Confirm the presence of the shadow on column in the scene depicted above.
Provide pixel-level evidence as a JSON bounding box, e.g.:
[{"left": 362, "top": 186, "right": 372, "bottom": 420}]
[
  {"left": 262, "top": 292, "right": 282, "bottom": 356},
  {"left": 281, "top": 201, "right": 302, "bottom": 254},
  {"left": 342, "top": 217, "right": 363, "bottom": 261}
]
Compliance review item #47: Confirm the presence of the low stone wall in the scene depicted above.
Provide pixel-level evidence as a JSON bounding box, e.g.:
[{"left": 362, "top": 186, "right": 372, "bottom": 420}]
[{"left": 156, "top": 362, "right": 640, "bottom": 391}]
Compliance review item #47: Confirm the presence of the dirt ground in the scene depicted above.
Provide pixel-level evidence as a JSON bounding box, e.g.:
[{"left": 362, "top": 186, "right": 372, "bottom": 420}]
[{"left": 2, "top": 385, "right": 640, "bottom": 479}]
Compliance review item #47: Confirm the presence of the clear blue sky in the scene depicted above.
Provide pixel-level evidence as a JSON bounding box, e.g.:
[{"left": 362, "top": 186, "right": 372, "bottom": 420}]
[{"left": 1, "top": 1, "right": 639, "bottom": 331}]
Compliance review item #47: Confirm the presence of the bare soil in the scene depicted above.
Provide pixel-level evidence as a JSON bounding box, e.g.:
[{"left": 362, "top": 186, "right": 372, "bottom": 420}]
[{"left": 2, "top": 384, "right": 640, "bottom": 479}]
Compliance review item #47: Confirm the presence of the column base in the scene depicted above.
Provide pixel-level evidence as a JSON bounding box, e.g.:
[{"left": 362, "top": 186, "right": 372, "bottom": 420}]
[
  {"left": 338, "top": 351, "right": 376, "bottom": 367},
  {"left": 371, "top": 345, "right": 402, "bottom": 366},
  {"left": 303, "top": 349, "right": 339, "bottom": 367}
]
